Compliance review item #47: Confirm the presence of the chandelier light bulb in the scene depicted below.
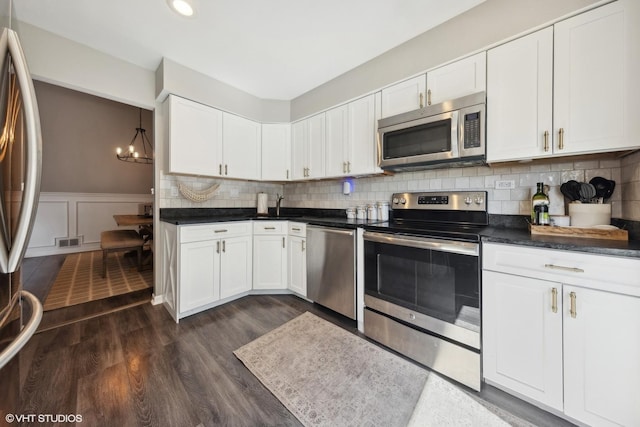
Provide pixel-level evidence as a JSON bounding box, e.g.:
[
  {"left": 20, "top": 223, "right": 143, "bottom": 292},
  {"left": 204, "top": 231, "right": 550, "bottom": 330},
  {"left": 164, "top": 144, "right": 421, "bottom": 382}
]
[
  {"left": 129, "top": 145, "right": 134, "bottom": 153},
  {"left": 134, "top": 152, "right": 139, "bottom": 158},
  {"left": 116, "top": 147, "right": 122, "bottom": 154}
]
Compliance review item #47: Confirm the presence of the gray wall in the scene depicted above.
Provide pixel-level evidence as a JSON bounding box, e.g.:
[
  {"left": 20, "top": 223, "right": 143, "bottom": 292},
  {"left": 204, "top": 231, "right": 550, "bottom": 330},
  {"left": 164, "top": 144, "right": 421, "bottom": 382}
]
[
  {"left": 35, "top": 80, "right": 153, "bottom": 194},
  {"left": 290, "top": 0, "right": 602, "bottom": 120}
]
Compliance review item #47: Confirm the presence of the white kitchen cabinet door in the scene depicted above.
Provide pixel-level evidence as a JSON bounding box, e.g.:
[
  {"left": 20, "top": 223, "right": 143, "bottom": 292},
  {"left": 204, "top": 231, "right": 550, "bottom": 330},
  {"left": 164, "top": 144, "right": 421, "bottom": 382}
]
[
  {"left": 426, "top": 52, "right": 486, "bottom": 106},
  {"left": 253, "top": 235, "right": 287, "bottom": 290},
  {"left": 307, "top": 113, "right": 325, "bottom": 179},
  {"left": 380, "top": 75, "right": 426, "bottom": 118},
  {"left": 179, "top": 239, "right": 220, "bottom": 312},
  {"left": 222, "top": 113, "right": 262, "bottom": 180},
  {"left": 291, "top": 120, "right": 307, "bottom": 180},
  {"left": 554, "top": 1, "right": 635, "bottom": 155},
  {"left": 288, "top": 235, "right": 306, "bottom": 296},
  {"left": 487, "top": 28, "right": 553, "bottom": 162},
  {"left": 219, "top": 235, "right": 253, "bottom": 299},
  {"left": 325, "top": 104, "right": 349, "bottom": 178},
  {"left": 563, "top": 285, "right": 640, "bottom": 427},
  {"left": 261, "top": 123, "right": 291, "bottom": 181},
  {"left": 168, "top": 95, "right": 223, "bottom": 177},
  {"left": 482, "top": 270, "right": 564, "bottom": 411},
  {"left": 347, "top": 94, "right": 378, "bottom": 175}
]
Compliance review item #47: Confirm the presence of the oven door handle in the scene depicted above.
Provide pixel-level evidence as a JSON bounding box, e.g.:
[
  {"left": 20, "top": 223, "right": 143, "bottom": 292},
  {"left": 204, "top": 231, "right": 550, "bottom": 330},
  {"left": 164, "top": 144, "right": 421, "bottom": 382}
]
[{"left": 363, "top": 231, "right": 479, "bottom": 256}]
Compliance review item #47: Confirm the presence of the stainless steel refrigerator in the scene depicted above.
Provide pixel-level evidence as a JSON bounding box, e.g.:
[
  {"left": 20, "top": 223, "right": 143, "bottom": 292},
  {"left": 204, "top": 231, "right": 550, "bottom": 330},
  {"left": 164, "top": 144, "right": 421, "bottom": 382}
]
[{"left": 0, "top": 22, "right": 44, "bottom": 416}]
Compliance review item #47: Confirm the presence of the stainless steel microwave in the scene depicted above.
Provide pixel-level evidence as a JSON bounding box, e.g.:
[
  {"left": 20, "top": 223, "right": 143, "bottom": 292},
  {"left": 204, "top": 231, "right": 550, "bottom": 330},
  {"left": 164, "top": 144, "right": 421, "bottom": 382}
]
[{"left": 377, "top": 92, "right": 486, "bottom": 171}]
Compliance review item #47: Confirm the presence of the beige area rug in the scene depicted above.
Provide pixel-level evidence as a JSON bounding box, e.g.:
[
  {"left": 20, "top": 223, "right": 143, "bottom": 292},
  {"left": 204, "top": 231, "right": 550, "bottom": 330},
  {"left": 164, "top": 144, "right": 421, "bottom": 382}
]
[
  {"left": 235, "top": 312, "right": 428, "bottom": 427},
  {"left": 43, "top": 250, "right": 152, "bottom": 311},
  {"left": 235, "top": 312, "right": 535, "bottom": 427}
]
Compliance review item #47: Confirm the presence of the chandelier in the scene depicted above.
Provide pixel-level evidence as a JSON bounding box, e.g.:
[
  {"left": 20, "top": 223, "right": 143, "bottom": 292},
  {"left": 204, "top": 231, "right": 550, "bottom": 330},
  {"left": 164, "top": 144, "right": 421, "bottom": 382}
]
[{"left": 116, "top": 108, "right": 153, "bottom": 164}]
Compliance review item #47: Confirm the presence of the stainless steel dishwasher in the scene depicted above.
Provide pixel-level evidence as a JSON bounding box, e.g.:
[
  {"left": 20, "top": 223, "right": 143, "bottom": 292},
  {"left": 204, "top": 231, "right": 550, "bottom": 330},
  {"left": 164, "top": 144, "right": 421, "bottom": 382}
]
[{"left": 306, "top": 225, "right": 356, "bottom": 320}]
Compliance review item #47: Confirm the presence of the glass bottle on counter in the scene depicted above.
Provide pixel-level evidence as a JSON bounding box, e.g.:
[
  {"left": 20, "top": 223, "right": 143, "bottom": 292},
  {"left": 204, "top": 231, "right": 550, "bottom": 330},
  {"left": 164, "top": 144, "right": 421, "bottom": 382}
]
[{"left": 531, "top": 182, "right": 550, "bottom": 225}]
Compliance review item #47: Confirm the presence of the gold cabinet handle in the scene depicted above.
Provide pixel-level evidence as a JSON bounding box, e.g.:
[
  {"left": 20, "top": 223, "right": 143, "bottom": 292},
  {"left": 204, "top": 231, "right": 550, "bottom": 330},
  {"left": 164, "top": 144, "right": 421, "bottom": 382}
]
[
  {"left": 264, "top": 227, "right": 276, "bottom": 230},
  {"left": 225, "top": 164, "right": 228, "bottom": 175},
  {"left": 216, "top": 241, "right": 220, "bottom": 254},
  {"left": 558, "top": 128, "right": 565, "bottom": 150},
  {"left": 282, "top": 237, "right": 285, "bottom": 248},
  {"left": 544, "top": 131, "right": 549, "bottom": 152},
  {"left": 222, "top": 240, "right": 226, "bottom": 253},
  {"left": 219, "top": 164, "right": 223, "bottom": 175},
  {"left": 347, "top": 161, "right": 351, "bottom": 173},
  {"left": 343, "top": 162, "right": 347, "bottom": 173},
  {"left": 292, "top": 227, "right": 301, "bottom": 231},
  {"left": 286, "top": 169, "right": 289, "bottom": 179},
  {"left": 570, "top": 291, "right": 577, "bottom": 318},
  {"left": 214, "top": 229, "right": 228, "bottom": 233},
  {"left": 419, "top": 93, "right": 424, "bottom": 109},
  {"left": 302, "top": 240, "right": 306, "bottom": 251},
  {"left": 427, "top": 89, "right": 432, "bottom": 106},
  {"left": 551, "top": 287, "right": 558, "bottom": 313}
]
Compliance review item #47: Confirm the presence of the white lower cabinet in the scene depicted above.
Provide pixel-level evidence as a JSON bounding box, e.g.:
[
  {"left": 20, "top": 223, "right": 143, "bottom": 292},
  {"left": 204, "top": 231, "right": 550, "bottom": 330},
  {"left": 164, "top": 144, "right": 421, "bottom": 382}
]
[
  {"left": 287, "top": 222, "right": 307, "bottom": 297},
  {"left": 482, "top": 270, "right": 563, "bottom": 411},
  {"left": 253, "top": 222, "right": 287, "bottom": 290},
  {"left": 482, "top": 243, "right": 640, "bottom": 426},
  {"left": 174, "top": 222, "right": 252, "bottom": 319}
]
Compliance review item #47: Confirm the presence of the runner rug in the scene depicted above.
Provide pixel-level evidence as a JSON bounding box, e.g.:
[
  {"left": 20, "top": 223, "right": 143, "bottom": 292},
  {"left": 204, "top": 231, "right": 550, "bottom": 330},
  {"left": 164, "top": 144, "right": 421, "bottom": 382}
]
[
  {"left": 43, "top": 250, "right": 152, "bottom": 311},
  {"left": 234, "top": 312, "right": 533, "bottom": 427}
]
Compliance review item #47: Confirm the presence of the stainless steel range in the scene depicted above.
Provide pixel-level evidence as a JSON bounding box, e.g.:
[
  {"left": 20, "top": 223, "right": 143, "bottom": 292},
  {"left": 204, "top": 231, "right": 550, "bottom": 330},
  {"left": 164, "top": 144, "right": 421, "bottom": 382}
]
[{"left": 363, "top": 191, "right": 487, "bottom": 391}]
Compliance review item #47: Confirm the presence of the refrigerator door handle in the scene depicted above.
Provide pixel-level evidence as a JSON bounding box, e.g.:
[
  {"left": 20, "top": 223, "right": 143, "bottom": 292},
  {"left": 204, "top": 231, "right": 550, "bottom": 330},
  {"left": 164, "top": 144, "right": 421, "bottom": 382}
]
[
  {"left": 0, "top": 29, "right": 43, "bottom": 273},
  {"left": 0, "top": 290, "right": 42, "bottom": 370}
]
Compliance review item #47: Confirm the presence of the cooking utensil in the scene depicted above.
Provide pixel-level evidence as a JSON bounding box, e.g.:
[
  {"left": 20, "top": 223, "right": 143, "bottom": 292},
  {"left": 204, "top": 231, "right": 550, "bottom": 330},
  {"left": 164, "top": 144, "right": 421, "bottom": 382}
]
[
  {"left": 560, "top": 180, "right": 581, "bottom": 201},
  {"left": 579, "top": 182, "right": 596, "bottom": 202},
  {"left": 589, "top": 177, "right": 615, "bottom": 202}
]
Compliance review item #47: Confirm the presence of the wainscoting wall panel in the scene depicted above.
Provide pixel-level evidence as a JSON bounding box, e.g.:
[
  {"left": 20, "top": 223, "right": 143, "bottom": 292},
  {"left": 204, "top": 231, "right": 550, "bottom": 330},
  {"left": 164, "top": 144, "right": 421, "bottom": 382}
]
[{"left": 27, "top": 192, "right": 153, "bottom": 258}]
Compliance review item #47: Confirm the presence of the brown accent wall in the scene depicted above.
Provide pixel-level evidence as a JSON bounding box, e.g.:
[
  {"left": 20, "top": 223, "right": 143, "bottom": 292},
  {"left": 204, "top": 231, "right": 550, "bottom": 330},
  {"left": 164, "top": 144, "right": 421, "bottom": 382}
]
[{"left": 34, "top": 80, "right": 153, "bottom": 194}]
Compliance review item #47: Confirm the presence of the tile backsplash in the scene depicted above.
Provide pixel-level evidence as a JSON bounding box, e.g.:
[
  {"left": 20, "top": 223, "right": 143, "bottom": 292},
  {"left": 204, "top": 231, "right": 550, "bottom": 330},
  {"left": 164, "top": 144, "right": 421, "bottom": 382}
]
[
  {"left": 160, "top": 153, "right": 640, "bottom": 221},
  {"left": 285, "top": 158, "right": 625, "bottom": 218}
]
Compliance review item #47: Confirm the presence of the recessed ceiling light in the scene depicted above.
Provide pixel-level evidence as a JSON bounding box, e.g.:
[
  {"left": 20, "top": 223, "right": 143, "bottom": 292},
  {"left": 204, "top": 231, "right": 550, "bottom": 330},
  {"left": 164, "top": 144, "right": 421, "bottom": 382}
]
[{"left": 167, "top": 0, "right": 195, "bottom": 17}]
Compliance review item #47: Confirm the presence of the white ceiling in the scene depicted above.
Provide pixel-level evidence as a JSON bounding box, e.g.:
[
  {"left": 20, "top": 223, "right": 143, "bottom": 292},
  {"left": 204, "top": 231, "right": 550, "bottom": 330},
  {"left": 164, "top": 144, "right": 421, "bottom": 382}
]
[{"left": 13, "top": 0, "right": 484, "bottom": 100}]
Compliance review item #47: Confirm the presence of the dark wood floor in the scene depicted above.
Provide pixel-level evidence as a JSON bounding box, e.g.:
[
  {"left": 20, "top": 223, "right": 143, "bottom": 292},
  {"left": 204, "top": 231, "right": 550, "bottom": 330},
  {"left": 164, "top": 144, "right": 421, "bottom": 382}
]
[{"left": 12, "top": 256, "right": 575, "bottom": 427}]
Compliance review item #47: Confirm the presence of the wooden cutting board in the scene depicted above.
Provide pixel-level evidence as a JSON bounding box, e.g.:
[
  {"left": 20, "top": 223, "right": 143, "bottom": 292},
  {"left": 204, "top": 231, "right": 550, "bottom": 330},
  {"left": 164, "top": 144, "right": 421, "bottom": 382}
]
[{"left": 530, "top": 224, "right": 628, "bottom": 240}]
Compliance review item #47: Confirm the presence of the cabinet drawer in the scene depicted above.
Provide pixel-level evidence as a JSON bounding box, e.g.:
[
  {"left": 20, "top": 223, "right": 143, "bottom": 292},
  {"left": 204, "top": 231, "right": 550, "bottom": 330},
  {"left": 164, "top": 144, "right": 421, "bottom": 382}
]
[
  {"left": 288, "top": 222, "right": 306, "bottom": 237},
  {"left": 253, "top": 221, "right": 287, "bottom": 235},
  {"left": 483, "top": 243, "right": 640, "bottom": 296},
  {"left": 180, "top": 222, "right": 250, "bottom": 243}
]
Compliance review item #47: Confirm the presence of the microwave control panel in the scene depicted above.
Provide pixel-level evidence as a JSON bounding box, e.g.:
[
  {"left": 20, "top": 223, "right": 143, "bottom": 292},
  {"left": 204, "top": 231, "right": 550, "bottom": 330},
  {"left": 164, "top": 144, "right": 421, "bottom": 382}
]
[{"left": 463, "top": 112, "right": 481, "bottom": 149}]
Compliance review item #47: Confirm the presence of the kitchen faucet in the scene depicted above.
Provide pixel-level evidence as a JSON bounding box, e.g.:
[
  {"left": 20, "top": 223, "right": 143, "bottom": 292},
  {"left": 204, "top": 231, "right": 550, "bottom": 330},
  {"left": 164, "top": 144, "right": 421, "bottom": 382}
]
[{"left": 276, "top": 193, "right": 284, "bottom": 217}]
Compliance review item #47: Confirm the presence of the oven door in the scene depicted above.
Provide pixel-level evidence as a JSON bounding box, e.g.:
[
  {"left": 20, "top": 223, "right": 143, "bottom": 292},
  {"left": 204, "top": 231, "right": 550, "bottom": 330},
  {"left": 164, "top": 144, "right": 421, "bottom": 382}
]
[
  {"left": 378, "top": 111, "right": 459, "bottom": 169},
  {"left": 363, "top": 231, "right": 480, "bottom": 349}
]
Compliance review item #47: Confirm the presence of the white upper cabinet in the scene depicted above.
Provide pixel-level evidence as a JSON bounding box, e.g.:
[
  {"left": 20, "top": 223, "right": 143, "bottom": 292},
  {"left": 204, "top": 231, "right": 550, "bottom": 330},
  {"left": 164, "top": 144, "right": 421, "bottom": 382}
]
[
  {"left": 488, "top": 1, "right": 638, "bottom": 162},
  {"left": 325, "top": 94, "right": 379, "bottom": 178},
  {"left": 426, "top": 52, "right": 486, "bottom": 106},
  {"left": 553, "top": 1, "right": 636, "bottom": 155},
  {"left": 380, "top": 75, "right": 426, "bottom": 118},
  {"left": 222, "top": 113, "right": 262, "bottom": 180},
  {"left": 325, "top": 104, "right": 349, "bottom": 178},
  {"left": 291, "top": 113, "right": 325, "bottom": 180},
  {"left": 261, "top": 123, "right": 291, "bottom": 181},
  {"left": 487, "top": 28, "right": 554, "bottom": 162},
  {"left": 168, "top": 95, "right": 223, "bottom": 176},
  {"left": 347, "top": 94, "right": 380, "bottom": 176}
]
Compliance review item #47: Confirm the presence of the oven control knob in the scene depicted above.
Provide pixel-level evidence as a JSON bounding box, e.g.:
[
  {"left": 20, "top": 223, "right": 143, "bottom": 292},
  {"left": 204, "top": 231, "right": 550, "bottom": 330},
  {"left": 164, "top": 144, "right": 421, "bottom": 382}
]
[
  {"left": 464, "top": 196, "right": 473, "bottom": 205},
  {"left": 400, "top": 197, "right": 407, "bottom": 205},
  {"left": 392, "top": 197, "right": 399, "bottom": 205},
  {"left": 475, "top": 196, "right": 484, "bottom": 205}
]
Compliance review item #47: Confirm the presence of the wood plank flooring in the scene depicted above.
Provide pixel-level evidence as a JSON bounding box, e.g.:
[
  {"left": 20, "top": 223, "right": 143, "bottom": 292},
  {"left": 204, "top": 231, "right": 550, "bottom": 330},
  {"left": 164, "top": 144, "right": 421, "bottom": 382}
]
[{"left": 13, "top": 255, "right": 575, "bottom": 427}]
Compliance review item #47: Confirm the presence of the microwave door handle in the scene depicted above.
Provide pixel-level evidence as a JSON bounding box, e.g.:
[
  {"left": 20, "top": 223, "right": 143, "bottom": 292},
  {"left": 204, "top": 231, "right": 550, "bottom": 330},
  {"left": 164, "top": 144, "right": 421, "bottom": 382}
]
[{"left": 450, "top": 110, "right": 460, "bottom": 159}]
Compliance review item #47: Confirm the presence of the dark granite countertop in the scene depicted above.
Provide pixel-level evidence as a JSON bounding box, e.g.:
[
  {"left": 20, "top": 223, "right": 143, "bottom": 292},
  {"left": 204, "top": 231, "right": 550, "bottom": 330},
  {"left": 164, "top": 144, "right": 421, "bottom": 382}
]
[{"left": 160, "top": 208, "right": 640, "bottom": 259}]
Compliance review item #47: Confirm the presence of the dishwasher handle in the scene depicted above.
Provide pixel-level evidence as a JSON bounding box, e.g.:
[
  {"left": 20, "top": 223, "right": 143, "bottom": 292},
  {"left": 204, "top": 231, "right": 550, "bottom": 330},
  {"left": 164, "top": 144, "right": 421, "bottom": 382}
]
[{"left": 307, "top": 225, "right": 354, "bottom": 237}]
